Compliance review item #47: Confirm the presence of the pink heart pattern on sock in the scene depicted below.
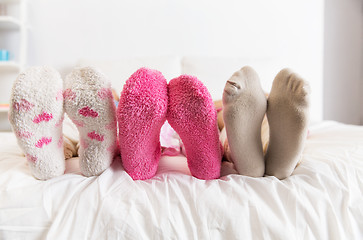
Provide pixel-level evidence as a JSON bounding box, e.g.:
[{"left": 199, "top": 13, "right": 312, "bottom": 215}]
[
  {"left": 35, "top": 137, "right": 52, "bottom": 148},
  {"left": 33, "top": 112, "right": 53, "bottom": 123},
  {"left": 63, "top": 89, "right": 76, "bottom": 101},
  {"left": 13, "top": 99, "right": 34, "bottom": 112},
  {"left": 15, "top": 130, "right": 33, "bottom": 138},
  {"left": 79, "top": 106, "right": 99, "bottom": 118},
  {"left": 26, "top": 154, "right": 37, "bottom": 163},
  {"left": 87, "top": 131, "right": 104, "bottom": 141},
  {"left": 98, "top": 88, "right": 113, "bottom": 100}
]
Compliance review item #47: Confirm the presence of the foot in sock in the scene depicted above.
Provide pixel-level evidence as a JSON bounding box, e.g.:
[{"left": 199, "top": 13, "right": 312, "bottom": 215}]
[
  {"left": 167, "top": 75, "right": 222, "bottom": 180},
  {"left": 222, "top": 66, "right": 267, "bottom": 177},
  {"left": 64, "top": 67, "right": 117, "bottom": 177},
  {"left": 117, "top": 68, "right": 168, "bottom": 180},
  {"left": 9, "top": 66, "right": 65, "bottom": 180},
  {"left": 265, "top": 68, "right": 310, "bottom": 179}
]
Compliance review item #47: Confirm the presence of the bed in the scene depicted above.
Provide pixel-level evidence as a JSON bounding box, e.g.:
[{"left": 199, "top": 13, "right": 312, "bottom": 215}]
[
  {"left": 1, "top": 57, "right": 362, "bottom": 239},
  {"left": 1, "top": 121, "right": 363, "bottom": 239}
]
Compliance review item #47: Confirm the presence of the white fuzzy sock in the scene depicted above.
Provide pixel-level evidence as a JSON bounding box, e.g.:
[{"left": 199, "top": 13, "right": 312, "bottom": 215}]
[
  {"left": 64, "top": 67, "right": 117, "bottom": 177},
  {"left": 222, "top": 66, "right": 267, "bottom": 177},
  {"left": 9, "top": 66, "right": 65, "bottom": 180},
  {"left": 265, "top": 68, "right": 310, "bottom": 179}
]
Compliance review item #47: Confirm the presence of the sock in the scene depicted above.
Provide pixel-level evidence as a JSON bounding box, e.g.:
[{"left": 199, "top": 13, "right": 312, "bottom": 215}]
[
  {"left": 64, "top": 67, "right": 117, "bottom": 177},
  {"left": 9, "top": 66, "right": 65, "bottom": 180},
  {"left": 265, "top": 68, "right": 310, "bottom": 179},
  {"left": 222, "top": 66, "right": 266, "bottom": 177},
  {"left": 117, "top": 68, "right": 168, "bottom": 180},
  {"left": 167, "top": 75, "right": 222, "bottom": 180}
]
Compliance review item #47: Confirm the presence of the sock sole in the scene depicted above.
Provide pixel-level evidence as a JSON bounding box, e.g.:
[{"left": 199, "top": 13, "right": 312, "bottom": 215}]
[
  {"left": 64, "top": 67, "right": 117, "bottom": 177},
  {"left": 167, "top": 75, "right": 222, "bottom": 180},
  {"left": 222, "top": 66, "right": 267, "bottom": 177},
  {"left": 9, "top": 66, "right": 65, "bottom": 180},
  {"left": 117, "top": 68, "right": 168, "bottom": 180},
  {"left": 265, "top": 68, "right": 310, "bottom": 179}
]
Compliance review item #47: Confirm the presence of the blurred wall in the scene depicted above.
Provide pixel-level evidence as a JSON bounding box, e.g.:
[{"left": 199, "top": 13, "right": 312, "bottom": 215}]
[
  {"left": 324, "top": 0, "right": 363, "bottom": 125},
  {"left": 26, "top": 0, "right": 324, "bottom": 121},
  {"left": 0, "top": 0, "right": 325, "bottom": 127}
]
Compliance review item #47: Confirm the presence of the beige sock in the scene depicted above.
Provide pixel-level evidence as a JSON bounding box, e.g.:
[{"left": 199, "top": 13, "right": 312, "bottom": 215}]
[
  {"left": 222, "top": 66, "right": 267, "bottom": 177},
  {"left": 265, "top": 68, "right": 310, "bottom": 179}
]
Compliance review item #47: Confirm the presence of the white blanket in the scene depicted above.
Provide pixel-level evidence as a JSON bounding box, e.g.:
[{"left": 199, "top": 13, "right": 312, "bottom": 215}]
[{"left": 0, "top": 121, "right": 363, "bottom": 239}]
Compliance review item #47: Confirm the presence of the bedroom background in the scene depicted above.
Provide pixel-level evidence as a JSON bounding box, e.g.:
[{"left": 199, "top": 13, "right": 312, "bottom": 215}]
[{"left": 0, "top": 0, "right": 361, "bottom": 130}]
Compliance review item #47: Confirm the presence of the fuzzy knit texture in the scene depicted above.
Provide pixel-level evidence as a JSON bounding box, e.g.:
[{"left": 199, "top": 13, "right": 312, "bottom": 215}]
[
  {"left": 9, "top": 66, "right": 65, "bottom": 180},
  {"left": 167, "top": 75, "right": 222, "bottom": 180},
  {"left": 117, "top": 68, "right": 168, "bottom": 180},
  {"left": 222, "top": 66, "right": 267, "bottom": 177},
  {"left": 64, "top": 67, "right": 117, "bottom": 177},
  {"left": 264, "top": 68, "right": 310, "bottom": 179}
]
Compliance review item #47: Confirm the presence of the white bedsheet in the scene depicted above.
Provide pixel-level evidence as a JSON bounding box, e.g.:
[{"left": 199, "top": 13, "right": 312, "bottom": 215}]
[{"left": 0, "top": 121, "right": 363, "bottom": 239}]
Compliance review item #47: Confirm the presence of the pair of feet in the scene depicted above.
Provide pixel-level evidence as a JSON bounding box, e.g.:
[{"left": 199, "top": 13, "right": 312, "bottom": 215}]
[
  {"left": 118, "top": 68, "right": 222, "bottom": 180},
  {"left": 9, "top": 67, "right": 222, "bottom": 180},
  {"left": 9, "top": 67, "right": 118, "bottom": 180},
  {"left": 222, "top": 66, "right": 310, "bottom": 179}
]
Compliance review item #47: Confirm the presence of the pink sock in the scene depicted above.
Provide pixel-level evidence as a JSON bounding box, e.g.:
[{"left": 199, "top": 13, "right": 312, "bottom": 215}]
[
  {"left": 117, "top": 68, "right": 168, "bottom": 180},
  {"left": 167, "top": 75, "right": 222, "bottom": 180}
]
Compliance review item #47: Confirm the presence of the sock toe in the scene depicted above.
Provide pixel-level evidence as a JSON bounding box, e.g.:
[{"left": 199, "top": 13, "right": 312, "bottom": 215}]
[
  {"left": 9, "top": 66, "right": 65, "bottom": 180},
  {"left": 117, "top": 68, "right": 168, "bottom": 180},
  {"left": 167, "top": 75, "right": 222, "bottom": 180}
]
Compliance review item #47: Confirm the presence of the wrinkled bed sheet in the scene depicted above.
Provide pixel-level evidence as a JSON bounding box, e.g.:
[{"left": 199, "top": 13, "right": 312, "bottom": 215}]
[{"left": 0, "top": 121, "right": 363, "bottom": 239}]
